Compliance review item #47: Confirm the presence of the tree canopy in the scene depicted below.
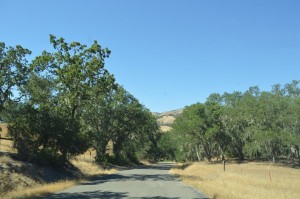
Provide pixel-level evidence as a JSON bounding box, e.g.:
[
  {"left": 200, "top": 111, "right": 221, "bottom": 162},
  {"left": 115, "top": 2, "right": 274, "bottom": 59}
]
[
  {"left": 2, "top": 35, "right": 300, "bottom": 165},
  {"left": 2, "top": 36, "right": 160, "bottom": 165},
  {"left": 163, "top": 82, "right": 300, "bottom": 162}
]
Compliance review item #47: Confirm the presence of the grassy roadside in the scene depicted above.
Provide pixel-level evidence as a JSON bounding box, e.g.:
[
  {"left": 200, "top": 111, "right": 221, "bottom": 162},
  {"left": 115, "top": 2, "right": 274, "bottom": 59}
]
[
  {"left": 0, "top": 148, "right": 116, "bottom": 199},
  {"left": 170, "top": 160, "right": 300, "bottom": 199},
  {"left": 3, "top": 180, "right": 78, "bottom": 199},
  {"left": 1, "top": 123, "right": 117, "bottom": 199}
]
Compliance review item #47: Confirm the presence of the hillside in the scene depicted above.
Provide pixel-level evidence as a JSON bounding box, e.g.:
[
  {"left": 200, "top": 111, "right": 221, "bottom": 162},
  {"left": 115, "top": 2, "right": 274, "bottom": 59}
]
[
  {"left": 154, "top": 108, "right": 183, "bottom": 132},
  {"left": 153, "top": 108, "right": 183, "bottom": 118},
  {"left": 0, "top": 123, "right": 116, "bottom": 199}
]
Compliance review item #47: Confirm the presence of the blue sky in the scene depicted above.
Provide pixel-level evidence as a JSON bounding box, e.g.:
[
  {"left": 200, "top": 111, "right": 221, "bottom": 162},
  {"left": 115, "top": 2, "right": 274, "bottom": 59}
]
[{"left": 1, "top": 0, "right": 300, "bottom": 112}]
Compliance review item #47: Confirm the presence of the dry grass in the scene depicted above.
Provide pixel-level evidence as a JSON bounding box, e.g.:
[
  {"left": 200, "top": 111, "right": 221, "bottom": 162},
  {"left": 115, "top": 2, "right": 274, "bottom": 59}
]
[
  {"left": 160, "top": 125, "right": 172, "bottom": 132},
  {"left": 157, "top": 115, "right": 176, "bottom": 125},
  {"left": 0, "top": 139, "right": 15, "bottom": 153},
  {"left": 0, "top": 123, "right": 8, "bottom": 135},
  {"left": 1, "top": 145, "right": 116, "bottom": 199},
  {"left": 3, "top": 180, "right": 77, "bottom": 199},
  {"left": 0, "top": 123, "right": 15, "bottom": 153},
  {"left": 171, "top": 161, "right": 300, "bottom": 199},
  {"left": 1, "top": 157, "right": 116, "bottom": 199},
  {"left": 0, "top": 123, "right": 117, "bottom": 199},
  {"left": 71, "top": 156, "right": 117, "bottom": 176}
]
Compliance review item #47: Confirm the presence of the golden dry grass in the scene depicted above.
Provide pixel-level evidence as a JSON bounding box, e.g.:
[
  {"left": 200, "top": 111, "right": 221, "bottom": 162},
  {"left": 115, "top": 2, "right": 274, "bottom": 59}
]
[
  {"left": 157, "top": 115, "right": 176, "bottom": 125},
  {"left": 0, "top": 124, "right": 117, "bottom": 199},
  {"left": 3, "top": 180, "right": 77, "bottom": 199},
  {"left": 160, "top": 125, "right": 172, "bottom": 132},
  {"left": 1, "top": 141, "right": 116, "bottom": 199},
  {"left": 0, "top": 123, "right": 8, "bottom": 135},
  {"left": 0, "top": 139, "right": 15, "bottom": 153},
  {"left": 1, "top": 157, "right": 116, "bottom": 199},
  {"left": 171, "top": 161, "right": 300, "bottom": 199},
  {"left": 71, "top": 156, "right": 117, "bottom": 176},
  {"left": 0, "top": 123, "right": 15, "bottom": 153}
]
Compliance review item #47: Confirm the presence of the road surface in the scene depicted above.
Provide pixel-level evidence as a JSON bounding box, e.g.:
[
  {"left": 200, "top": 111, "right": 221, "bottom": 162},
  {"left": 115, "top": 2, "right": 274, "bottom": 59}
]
[{"left": 45, "top": 162, "right": 209, "bottom": 199}]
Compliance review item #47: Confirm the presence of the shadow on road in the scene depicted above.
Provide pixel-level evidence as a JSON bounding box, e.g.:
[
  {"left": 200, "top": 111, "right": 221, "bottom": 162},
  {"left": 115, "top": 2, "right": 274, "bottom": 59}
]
[
  {"left": 81, "top": 173, "right": 176, "bottom": 186},
  {"left": 131, "top": 162, "right": 176, "bottom": 170},
  {"left": 47, "top": 191, "right": 127, "bottom": 199},
  {"left": 47, "top": 190, "right": 185, "bottom": 199},
  {"left": 81, "top": 163, "right": 177, "bottom": 186},
  {"left": 45, "top": 163, "right": 209, "bottom": 199}
]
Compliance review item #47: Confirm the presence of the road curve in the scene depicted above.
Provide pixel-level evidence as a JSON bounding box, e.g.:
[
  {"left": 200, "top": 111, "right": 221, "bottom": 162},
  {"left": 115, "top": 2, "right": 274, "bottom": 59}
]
[{"left": 45, "top": 162, "right": 209, "bottom": 199}]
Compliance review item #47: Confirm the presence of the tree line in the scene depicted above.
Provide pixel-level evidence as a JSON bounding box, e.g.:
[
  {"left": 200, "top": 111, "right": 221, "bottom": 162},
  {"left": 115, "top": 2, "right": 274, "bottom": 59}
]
[
  {"left": 159, "top": 82, "right": 300, "bottom": 163},
  {"left": 2, "top": 35, "right": 300, "bottom": 166},
  {"left": 0, "top": 35, "right": 160, "bottom": 166}
]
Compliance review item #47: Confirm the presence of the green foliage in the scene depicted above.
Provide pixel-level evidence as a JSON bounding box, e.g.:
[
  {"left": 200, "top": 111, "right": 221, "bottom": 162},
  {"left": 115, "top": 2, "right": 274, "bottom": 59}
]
[
  {"left": 7, "top": 34, "right": 112, "bottom": 163},
  {"left": 36, "top": 148, "right": 62, "bottom": 166},
  {"left": 0, "top": 42, "right": 31, "bottom": 115},
  {"left": 8, "top": 104, "right": 89, "bottom": 164},
  {"left": 1, "top": 36, "right": 162, "bottom": 166},
  {"left": 170, "top": 103, "right": 224, "bottom": 162},
  {"left": 31, "top": 35, "right": 115, "bottom": 121},
  {"left": 4, "top": 36, "right": 300, "bottom": 166},
  {"left": 157, "top": 132, "right": 176, "bottom": 160},
  {"left": 169, "top": 81, "right": 300, "bottom": 162},
  {"left": 82, "top": 85, "right": 160, "bottom": 163}
]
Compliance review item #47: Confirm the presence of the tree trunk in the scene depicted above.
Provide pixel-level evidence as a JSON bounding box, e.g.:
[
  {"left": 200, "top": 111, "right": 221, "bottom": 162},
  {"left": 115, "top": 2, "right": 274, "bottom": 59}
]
[
  {"left": 195, "top": 145, "right": 201, "bottom": 161},
  {"left": 236, "top": 142, "right": 244, "bottom": 160},
  {"left": 207, "top": 155, "right": 212, "bottom": 162},
  {"left": 221, "top": 149, "right": 225, "bottom": 161}
]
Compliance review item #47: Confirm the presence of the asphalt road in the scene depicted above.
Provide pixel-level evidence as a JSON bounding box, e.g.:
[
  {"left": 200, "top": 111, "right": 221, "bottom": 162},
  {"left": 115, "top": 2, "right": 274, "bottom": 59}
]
[{"left": 45, "top": 162, "right": 209, "bottom": 199}]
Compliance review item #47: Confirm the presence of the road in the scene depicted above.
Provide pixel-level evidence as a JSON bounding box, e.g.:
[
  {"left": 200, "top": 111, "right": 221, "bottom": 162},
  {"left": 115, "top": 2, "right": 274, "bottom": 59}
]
[{"left": 45, "top": 162, "right": 209, "bottom": 199}]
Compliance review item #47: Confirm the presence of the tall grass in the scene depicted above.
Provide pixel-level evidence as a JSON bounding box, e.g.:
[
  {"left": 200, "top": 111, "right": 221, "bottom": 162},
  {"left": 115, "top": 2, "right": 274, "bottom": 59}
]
[{"left": 171, "top": 161, "right": 300, "bottom": 199}]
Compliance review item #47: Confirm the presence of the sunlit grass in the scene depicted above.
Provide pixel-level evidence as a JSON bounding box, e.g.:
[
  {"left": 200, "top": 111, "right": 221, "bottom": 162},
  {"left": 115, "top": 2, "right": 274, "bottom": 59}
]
[
  {"left": 0, "top": 123, "right": 15, "bottom": 153},
  {"left": 71, "top": 156, "right": 117, "bottom": 176},
  {"left": 171, "top": 161, "right": 300, "bottom": 199},
  {"left": 3, "top": 180, "right": 77, "bottom": 199}
]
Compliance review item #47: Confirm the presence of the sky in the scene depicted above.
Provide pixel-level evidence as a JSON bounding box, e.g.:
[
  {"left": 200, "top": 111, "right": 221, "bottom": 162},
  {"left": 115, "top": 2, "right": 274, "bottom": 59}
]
[{"left": 1, "top": 0, "right": 300, "bottom": 112}]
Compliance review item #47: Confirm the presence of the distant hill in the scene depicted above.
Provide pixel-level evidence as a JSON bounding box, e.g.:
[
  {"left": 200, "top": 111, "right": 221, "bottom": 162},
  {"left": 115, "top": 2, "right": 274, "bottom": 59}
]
[
  {"left": 153, "top": 108, "right": 183, "bottom": 118},
  {"left": 154, "top": 108, "right": 183, "bottom": 132}
]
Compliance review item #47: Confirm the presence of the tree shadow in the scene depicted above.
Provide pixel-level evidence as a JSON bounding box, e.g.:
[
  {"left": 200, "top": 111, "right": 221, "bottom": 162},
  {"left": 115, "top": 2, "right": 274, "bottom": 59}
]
[
  {"left": 132, "top": 163, "right": 175, "bottom": 171},
  {"left": 82, "top": 163, "right": 179, "bottom": 186},
  {"left": 43, "top": 162, "right": 209, "bottom": 199},
  {"left": 45, "top": 190, "right": 127, "bottom": 199},
  {"left": 45, "top": 190, "right": 195, "bottom": 199},
  {"left": 81, "top": 172, "right": 177, "bottom": 186},
  {"left": 0, "top": 152, "right": 84, "bottom": 184}
]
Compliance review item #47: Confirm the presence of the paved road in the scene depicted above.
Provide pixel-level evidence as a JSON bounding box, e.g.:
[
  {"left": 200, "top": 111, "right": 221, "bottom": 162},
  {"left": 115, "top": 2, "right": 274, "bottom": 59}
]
[{"left": 45, "top": 162, "right": 209, "bottom": 199}]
